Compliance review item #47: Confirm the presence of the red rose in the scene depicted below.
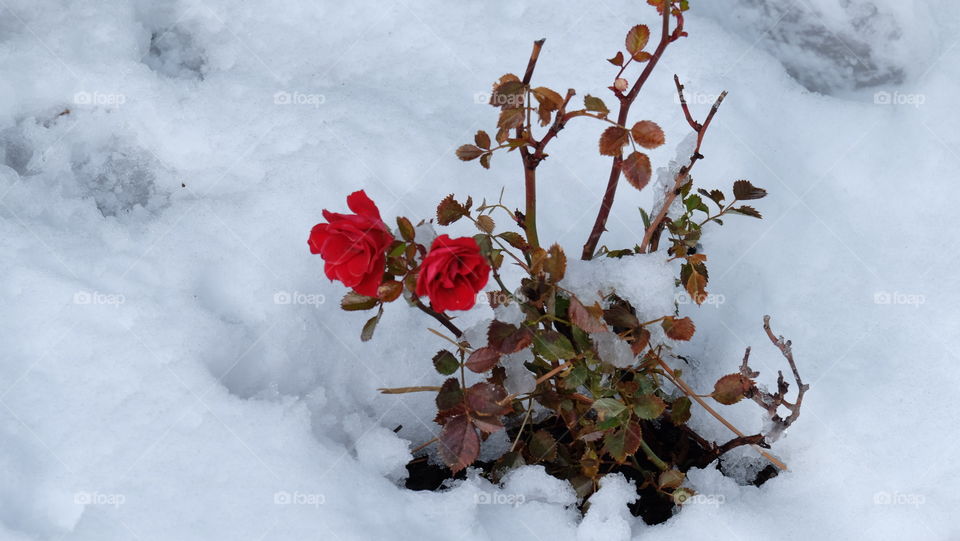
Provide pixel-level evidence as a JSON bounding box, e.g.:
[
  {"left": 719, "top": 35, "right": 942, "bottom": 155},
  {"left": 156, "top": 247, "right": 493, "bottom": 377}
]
[
  {"left": 309, "top": 190, "right": 393, "bottom": 297},
  {"left": 417, "top": 235, "right": 491, "bottom": 312}
]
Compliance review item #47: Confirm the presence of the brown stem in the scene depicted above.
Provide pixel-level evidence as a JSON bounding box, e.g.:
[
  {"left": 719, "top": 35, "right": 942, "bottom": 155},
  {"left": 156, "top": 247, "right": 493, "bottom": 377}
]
[
  {"left": 413, "top": 298, "right": 463, "bottom": 338},
  {"left": 581, "top": 6, "right": 676, "bottom": 261},
  {"left": 638, "top": 85, "right": 727, "bottom": 253},
  {"left": 517, "top": 39, "right": 546, "bottom": 250}
]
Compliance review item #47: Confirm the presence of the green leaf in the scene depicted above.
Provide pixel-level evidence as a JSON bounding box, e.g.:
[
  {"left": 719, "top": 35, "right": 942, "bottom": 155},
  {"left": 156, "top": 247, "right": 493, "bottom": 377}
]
[
  {"left": 670, "top": 396, "right": 692, "bottom": 425},
  {"left": 528, "top": 429, "right": 557, "bottom": 462},
  {"left": 633, "top": 394, "right": 667, "bottom": 419},
  {"left": 432, "top": 350, "right": 460, "bottom": 375},
  {"left": 341, "top": 292, "right": 379, "bottom": 311},
  {"left": 436, "top": 378, "right": 463, "bottom": 411},
  {"left": 592, "top": 397, "right": 627, "bottom": 420},
  {"left": 639, "top": 207, "right": 652, "bottom": 229},
  {"left": 584, "top": 94, "right": 610, "bottom": 115},
  {"left": 532, "top": 330, "right": 576, "bottom": 361}
]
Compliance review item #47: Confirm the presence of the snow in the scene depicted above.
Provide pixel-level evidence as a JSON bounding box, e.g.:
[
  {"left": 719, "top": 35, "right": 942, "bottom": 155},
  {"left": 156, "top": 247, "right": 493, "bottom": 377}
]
[{"left": 1, "top": 0, "right": 958, "bottom": 539}]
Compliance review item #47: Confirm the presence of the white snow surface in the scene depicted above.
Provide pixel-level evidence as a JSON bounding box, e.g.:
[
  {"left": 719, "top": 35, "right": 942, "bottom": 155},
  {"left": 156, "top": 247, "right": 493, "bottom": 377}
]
[{"left": 1, "top": 0, "right": 958, "bottom": 539}]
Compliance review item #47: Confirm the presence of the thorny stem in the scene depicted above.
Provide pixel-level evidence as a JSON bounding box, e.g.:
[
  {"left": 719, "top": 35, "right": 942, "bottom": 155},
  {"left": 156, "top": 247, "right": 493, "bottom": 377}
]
[
  {"left": 638, "top": 81, "right": 727, "bottom": 253},
  {"left": 581, "top": 5, "right": 677, "bottom": 261},
  {"left": 518, "top": 39, "right": 546, "bottom": 251},
  {"left": 414, "top": 298, "right": 463, "bottom": 338}
]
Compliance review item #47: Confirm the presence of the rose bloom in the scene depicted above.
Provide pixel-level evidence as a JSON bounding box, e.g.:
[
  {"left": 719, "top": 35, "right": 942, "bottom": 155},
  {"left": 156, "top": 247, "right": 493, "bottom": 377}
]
[
  {"left": 416, "top": 235, "right": 491, "bottom": 312},
  {"left": 308, "top": 190, "right": 393, "bottom": 297}
]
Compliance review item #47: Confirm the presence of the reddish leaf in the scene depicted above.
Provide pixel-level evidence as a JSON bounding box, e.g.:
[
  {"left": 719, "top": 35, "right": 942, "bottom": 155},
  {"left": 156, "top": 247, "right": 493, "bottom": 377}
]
[
  {"left": 603, "top": 421, "right": 643, "bottom": 463},
  {"left": 466, "top": 382, "right": 511, "bottom": 417},
  {"left": 631, "top": 120, "right": 665, "bottom": 149},
  {"left": 712, "top": 374, "right": 754, "bottom": 405},
  {"left": 466, "top": 346, "right": 501, "bottom": 373},
  {"left": 607, "top": 51, "right": 625, "bottom": 66},
  {"left": 625, "top": 25, "right": 651, "bottom": 59},
  {"left": 569, "top": 296, "right": 607, "bottom": 333},
  {"left": 545, "top": 243, "right": 566, "bottom": 282},
  {"left": 438, "top": 415, "right": 480, "bottom": 473},
  {"left": 622, "top": 151, "right": 652, "bottom": 191},
  {"left": 630, "top": 327, "right": 651, "bottom": 355},
  {"left": 599, "top": 126, "right": 630, "bottom": 157},
  {"left": 662, "top": 316, "right": 695, "bottom": 341},
  {"left": 488, "top": 321, "right": 533, "bottom": 354}
]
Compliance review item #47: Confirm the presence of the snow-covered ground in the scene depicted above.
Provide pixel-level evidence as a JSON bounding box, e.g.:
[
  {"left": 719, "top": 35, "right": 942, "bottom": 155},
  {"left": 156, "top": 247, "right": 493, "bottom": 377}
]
[{"left": 1, "top": 0, "right": 957, "bottom": 539}]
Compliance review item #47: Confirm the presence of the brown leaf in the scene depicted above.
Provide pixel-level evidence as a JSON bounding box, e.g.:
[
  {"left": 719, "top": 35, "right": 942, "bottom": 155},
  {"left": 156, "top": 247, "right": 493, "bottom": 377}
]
[
  {"left": 733, "top": 179, "right": 767, "bottom": 200},
  {"left": 625, "top": 25, "right": 650, "bottom": 60},
  {"left": 712, "top": 374, "right": 754, "bottom": 405},
  {"left": 474, "top": 130, "right": 491, "bottom": 150},
  {"left": 498, "top": 107, "right": 525, "bottom": 132},
  {"left": 436, "top": 194, "right": 467, "bottom": 226},
  {"left": 528, "top": 429, "right": 557, "bottom": 462},
  {"left": 456, "top": 144, "right": 484, "bottom": 161},
  {"left": 479, "top": 153, "right": 491, "bottom": 169},
  {"left": 599, "top": 126, "right": 630, "bottom": 157},
  {"left": 622, "top": 151, "right": 652, "bottom": 191},
  {"left": 544, "top": 243, "right": 566, "bottom": 282},
  {"left": 438, "top": 415, "right": 480, "bottom": 473},
  {"left": 607, "top": 51, "right": 625, "bottom": 66},
  {"left": 569, "top": 296, "right": 607, "bottom": 333},
  {"left": 662, "top": 316, "right": 696, "bottom": 341},
  {"left": 532, "top": 86, "right": 564, "bottom": 110},
  {"left": 681, "top": 258, "right": 709, "bottom": 305},
  {"left": 488, "top": 321, "right": 533, "bottom": 354},
  {"left": 490, "top": 74, "right": 523, "bottom": 108},
  {"left": 476, "top": 215, "right": 495, "bottom": 234},
  {"left": 376, "top": 280, "right": 403, "bottom": 303},
  {"left": 465, "top": 346, "right": 501, "bottom": 373},
  {"left": 631, "top": 120, "right": 665, "bottom": 149},
  {"left": 396, "top": 216, "right": 415, "bottom": 242}
]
